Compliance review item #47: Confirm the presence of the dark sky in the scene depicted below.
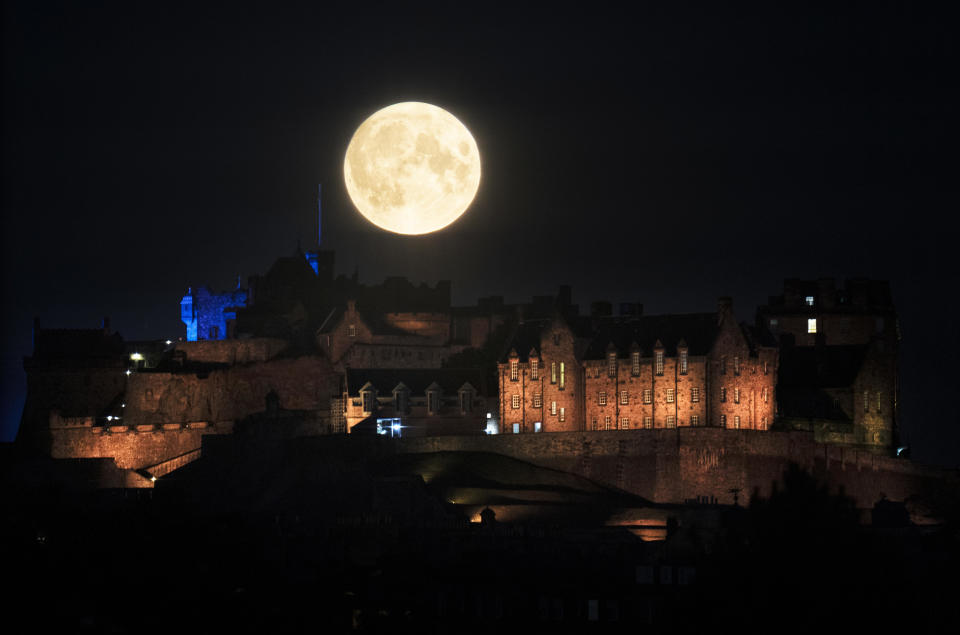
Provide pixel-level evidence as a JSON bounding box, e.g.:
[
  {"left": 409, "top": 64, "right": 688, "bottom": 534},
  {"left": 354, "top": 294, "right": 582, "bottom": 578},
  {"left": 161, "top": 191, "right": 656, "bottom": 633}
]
[{"left": 3, "top": 2, "right": 957, "bottom": 465}]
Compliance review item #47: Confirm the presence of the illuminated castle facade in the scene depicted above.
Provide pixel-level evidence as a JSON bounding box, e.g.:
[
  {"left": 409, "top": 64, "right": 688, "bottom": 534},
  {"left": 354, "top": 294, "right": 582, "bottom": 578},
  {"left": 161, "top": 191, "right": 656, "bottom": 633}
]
[{"left": 497, "top": 299, "right": 779, "bottom": 435}]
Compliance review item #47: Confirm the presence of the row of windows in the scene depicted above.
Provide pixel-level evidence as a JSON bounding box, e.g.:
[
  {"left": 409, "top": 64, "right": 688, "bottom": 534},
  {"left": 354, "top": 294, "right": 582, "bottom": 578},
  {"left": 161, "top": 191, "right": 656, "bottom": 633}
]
[
  {"left": 596, "top": 387, "right": 703, "bottom": 405},
  {"left": 515, "top": 355, "right": 770, "bottom": 384}
]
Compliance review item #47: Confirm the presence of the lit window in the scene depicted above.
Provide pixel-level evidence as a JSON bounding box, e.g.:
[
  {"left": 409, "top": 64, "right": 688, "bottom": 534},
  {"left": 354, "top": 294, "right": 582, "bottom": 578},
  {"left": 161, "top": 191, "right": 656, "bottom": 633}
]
[
  {"left": 720, "top": 387, "right": 726, "bottom": 403},
  {"left": 534, "top": 421, "right": 542, "bottom": 432},
  {"left": 598, "top": 391, "right": 607, "bottom": 406},
  {"left": 763, "top": 361, "right": 769, "bottom": 375},
  {"left": 551, "top": 401, "right": 557, "bottom": 416},
  {"left": 510, "top": 360, "right": 519, "bottom": 381},
  {"left": 876, "top": 391, "right": 882, "bottom": 413},
  {"left": 559, "top": 362, "right": 565, "bottom": 389},
  {"left": 734, "top": 387, "right": 740, "bottom": 404},
  {"left": 680, "top": 351, "right": 688, "bottom": 375},
  {"left": 513, "top": 423, "right": 520, "bottom": 434},
  {"left": 643, "top": 416, "right": 653, "bottom": 429},
  {"left": 691, "top": 415, "right": 699, "bottom": 427},
  {"left": 604, "top": 416, "right": 611, "bottom": 430},
  {"left": 620, "top": 418, "right": 629, "bottom": 430},
  {"left": 655, "top": 351, "right": 664, "bottom": 376},
  {"left": 643, "top": 389, "right": 652, "bottom": 404},
  {"left": 720, "top": 414, "right": 726, "bottom": 427},
  {"left": 531, "top": 359, "right": 539, "bottom": 380},
  {"left": 608, "top": 353, "right": 617, "bottom": 377},
  {"left": 533, "top": 393, "right": 542, "bottom": 408},
  {"left": 691, "top": 387, "right": 700, "bottom": 403},
  {"left": 762, "top": 387, "right": 768, "bottom": 403},
  {"left": 805, "top": 295, "right": 815, "bottom": 306},
  {"left": 666, "top": 388, "right": 675, "bottom": 403},
  {"left": 551, "top": 362, "right": 557, "bottom": 384},
  {"left": 734, "top": 415, "right": 741, "bottom": 429},
  {"left": 511, "top": 394, "right": 520, "bottom": 409},
  {"left": 559, "top": 407, "right": 565, "bottom": 422},
  {"left": 733, "top": 356, "right": 740, "bottom": 376},
  {"left": 666, "top": 415, "right": 676, "bottom": 428},
  {"left": 348, "top": 324, "right": 357, "bottom": 337},
  {"left": 769, "top": 318, "right": 778, "bottom": 327},
  {"left": 631, "top": 352, "right": 640, "bottom": 376},
  {"left": 619, "top": 390, "right": 628, "bottom": 405},
  {"left": 808, "top": 319, "right": 817, "bottom": 334},
  {"left": 591, "top": 418, "right": 598, "bottom": 431},
  {"left": 863, "top": 390, "right": 869, "bottom": 413}
]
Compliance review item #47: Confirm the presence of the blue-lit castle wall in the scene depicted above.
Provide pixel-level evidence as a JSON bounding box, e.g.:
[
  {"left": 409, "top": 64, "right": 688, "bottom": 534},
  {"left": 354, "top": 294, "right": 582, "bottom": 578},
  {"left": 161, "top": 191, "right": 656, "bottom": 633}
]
[{"left": 180, "top": 286, "right": 248, "bottom": 341}]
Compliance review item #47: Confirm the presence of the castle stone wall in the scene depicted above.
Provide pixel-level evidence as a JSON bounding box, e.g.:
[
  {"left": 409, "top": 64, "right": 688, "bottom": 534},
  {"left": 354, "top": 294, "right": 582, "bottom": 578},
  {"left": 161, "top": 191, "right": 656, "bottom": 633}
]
[{"left": 394, "top": 428, "right": 949, "bottom": 508}]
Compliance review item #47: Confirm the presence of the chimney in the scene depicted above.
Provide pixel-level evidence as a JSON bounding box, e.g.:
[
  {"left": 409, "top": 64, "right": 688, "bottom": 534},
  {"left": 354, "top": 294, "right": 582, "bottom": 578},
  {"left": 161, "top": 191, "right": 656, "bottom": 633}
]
[{"left": 717, "top": 297, "right": 733, "bottom": 325}]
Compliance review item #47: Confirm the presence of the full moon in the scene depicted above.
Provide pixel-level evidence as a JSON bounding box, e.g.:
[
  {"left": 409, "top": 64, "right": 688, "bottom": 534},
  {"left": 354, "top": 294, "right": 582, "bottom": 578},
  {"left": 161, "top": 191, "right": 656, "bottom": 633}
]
[{"left": 343, "top": 102, "right": 481, "bottom": 235}]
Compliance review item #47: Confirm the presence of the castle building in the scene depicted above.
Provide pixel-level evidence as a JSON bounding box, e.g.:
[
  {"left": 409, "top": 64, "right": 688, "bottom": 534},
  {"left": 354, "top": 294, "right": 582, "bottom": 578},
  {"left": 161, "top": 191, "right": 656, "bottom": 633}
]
[
  {"left": 757, "top": 278, "right": 899, "bottom": 451},
  {"left": 342, "top": 368, "right": 491, "bottom": 436},
  {"left": 498, "top": 298, "right": 779, "bottom": 434}
]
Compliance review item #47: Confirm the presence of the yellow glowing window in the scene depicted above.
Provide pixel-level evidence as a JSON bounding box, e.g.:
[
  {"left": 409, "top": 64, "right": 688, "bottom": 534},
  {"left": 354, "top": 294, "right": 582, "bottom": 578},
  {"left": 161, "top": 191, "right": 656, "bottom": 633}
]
[
  {"left": 510, "top": 360, "right": 519, "bottom": 381},
  {"left": 559, "top": 362, "right": 565, "bottom": 389},
  {"left": 807, "top": 318, "right": 817, "bottom": 334},
  {"left": 531, "top": 359, "right": 539, "bottom": 380}
]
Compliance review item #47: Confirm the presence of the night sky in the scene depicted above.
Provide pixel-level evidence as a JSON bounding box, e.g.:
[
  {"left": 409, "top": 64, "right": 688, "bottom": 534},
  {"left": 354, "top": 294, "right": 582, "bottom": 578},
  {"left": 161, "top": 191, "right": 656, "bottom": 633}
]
[{"left": 3, "top": 2, "right": 957, "bottom": 465}]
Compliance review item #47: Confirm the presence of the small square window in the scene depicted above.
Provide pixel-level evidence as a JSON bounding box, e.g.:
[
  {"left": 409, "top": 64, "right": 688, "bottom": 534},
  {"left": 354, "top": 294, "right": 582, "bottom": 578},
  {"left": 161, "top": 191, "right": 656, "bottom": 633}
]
[{"left": 805, "top": 296, "right": 815, "bottom": 307}]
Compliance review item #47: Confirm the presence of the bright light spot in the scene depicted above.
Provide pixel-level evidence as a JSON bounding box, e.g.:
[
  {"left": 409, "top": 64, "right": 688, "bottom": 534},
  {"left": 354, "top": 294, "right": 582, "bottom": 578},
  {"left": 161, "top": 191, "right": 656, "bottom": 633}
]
[
  {"left": 807, "top": 318, "right": 817, "bottom": 334},
  {"left": 130, "top": 352, "right": 144, "bottom": 361},
  {"left": 125, "top": 370, "right": 132, "bottom": 376},
  {"left": 165, "top": 340, "right": 172, "bottom": 345},
  {"left": 486, "top": 412, "right": 492, "bottom": 419},
  {"left": 106, "top": 416, "right": 113, "bottom": 421},
  {"left": 121, "top": 403, "right": 126, "bottom": 408},
  {"left": 150, "top": 476, "right": 157, "bottom": 482},
  {"left": 344, "top": 102, "right": 481, "bottom": 235}
]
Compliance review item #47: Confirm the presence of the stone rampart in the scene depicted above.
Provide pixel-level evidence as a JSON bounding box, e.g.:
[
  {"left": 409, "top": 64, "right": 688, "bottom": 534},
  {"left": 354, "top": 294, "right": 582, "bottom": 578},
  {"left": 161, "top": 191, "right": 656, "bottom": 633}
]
[{"left": 394, "top": 429, "right": 952, "bottom": 508}]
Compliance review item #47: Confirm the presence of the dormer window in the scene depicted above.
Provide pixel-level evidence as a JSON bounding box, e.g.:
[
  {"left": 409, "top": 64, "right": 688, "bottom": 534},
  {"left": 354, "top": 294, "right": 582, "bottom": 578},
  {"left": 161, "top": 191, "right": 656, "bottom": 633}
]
[
  {"left": 631, "top": 351, "right": 640, "bottom": 376},
  {"left": 361, "top": 390, "right": 376, "bottom": 413},
  {"left": 607, "top": 352, "right": 616, "bottom": 377},
  {"left": 459, "top": 388, "right": 474, "bottom": 413},
  {"left": 531, "top": 358, "right": 539, "bottom": 381},
  {"left": 428, "top": 391, "right": 440, "bottom": 414},
  {"left": 679, "top": 350, "right": 688, "bottom": 375},
  {"left": 654, "top": 350, "right": 664, "bottom": 376},
  {"left": 348, "top": 324, "right": 357, "bottom": 337},
  {"left": 510, "top": 359, "right": 519, "bottom": 381}
]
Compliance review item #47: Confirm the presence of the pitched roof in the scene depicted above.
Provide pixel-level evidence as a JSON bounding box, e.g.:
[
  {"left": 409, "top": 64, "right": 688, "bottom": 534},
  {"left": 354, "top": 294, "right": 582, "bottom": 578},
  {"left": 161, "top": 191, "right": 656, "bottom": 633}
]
[
  {"left": 345, "top": 368, "right": 488, "bottom": 396},
  {"left": 582, "top": 313, "right": 720, "bottom": 359}
]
